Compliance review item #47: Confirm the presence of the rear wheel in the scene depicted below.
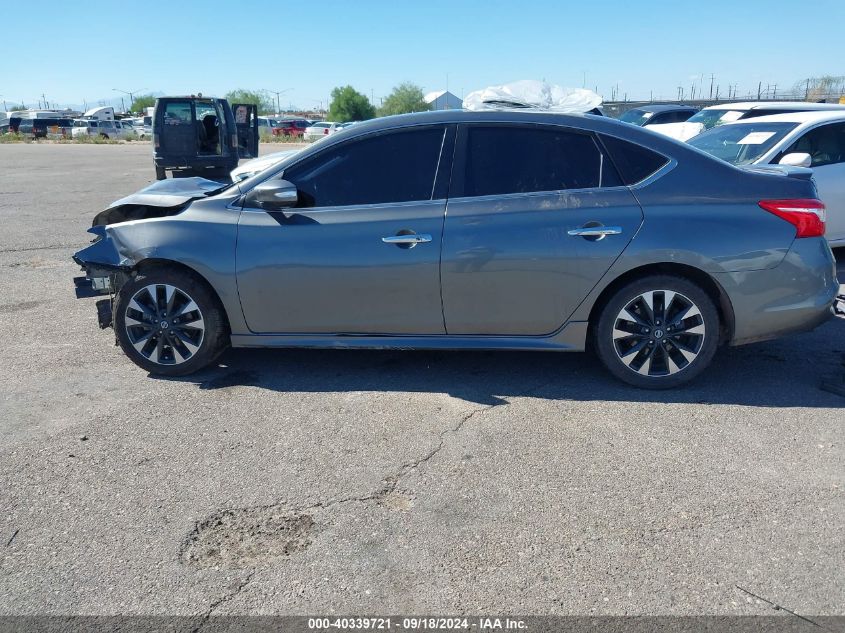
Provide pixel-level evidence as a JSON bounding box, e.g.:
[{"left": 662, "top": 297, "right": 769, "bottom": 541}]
[
  {"left": 113, "top": 267, "right": 228, "bottom": 376},
  {"left": 594, "top": 275, "right": 719, "bottom": 389}
]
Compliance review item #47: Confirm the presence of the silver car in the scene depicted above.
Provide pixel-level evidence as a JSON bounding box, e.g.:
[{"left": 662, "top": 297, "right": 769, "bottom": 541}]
[{"left": 72, "top": 110, "right": 839, "bottom": 388}]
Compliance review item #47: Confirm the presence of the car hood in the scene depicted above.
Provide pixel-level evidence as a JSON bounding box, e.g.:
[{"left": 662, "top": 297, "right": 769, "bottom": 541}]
[
  {"left": 646, "top": 121, "right": 705, "bottom": 141},
  {"left": 108, "top": 177, "right": 227, "bottom": 209},
  {"left": 90, "top": 176, "right": 231, "bottom": 226}
]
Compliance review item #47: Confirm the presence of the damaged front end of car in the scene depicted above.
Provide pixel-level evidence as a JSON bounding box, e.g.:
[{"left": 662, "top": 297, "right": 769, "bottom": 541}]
[
  {"left": 73, "top": 225, "right": 134, "bottom": 329},
  {"left": 72, "top": 176, "right": 229, "bottom": 331}
]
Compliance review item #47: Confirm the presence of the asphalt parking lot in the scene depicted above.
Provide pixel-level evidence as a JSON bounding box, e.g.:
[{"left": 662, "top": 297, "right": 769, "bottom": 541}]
[{"left": 0, "top": 143, "right": 843, "bottom": 617}]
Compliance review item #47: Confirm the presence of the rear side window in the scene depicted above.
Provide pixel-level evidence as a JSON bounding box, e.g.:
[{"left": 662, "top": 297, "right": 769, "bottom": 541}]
[
  {"left": 462, "top": 126, "right": 619, "bottom": 197},
  {"left": 600, "top": 134, "right": 669, "bottom": 185},
  {"left": 284, "top": 127, "right": 446, "bottom": 208}
]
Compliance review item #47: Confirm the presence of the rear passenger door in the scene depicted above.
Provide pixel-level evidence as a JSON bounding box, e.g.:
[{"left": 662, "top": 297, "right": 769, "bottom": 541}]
[
  {"left": 157, "top": 99, "right": 196, "bottom": 156},
  {"left": 440, "top": 124, "right": 644, "bottom": 336}
]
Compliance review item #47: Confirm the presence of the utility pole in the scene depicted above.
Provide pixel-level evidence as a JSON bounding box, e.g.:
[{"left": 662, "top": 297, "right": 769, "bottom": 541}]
[
  {"left": 772, "top": 84, "right": 777, "bottom": 99},
  {"left": 113, "top": 88, "right": 145, "bottom": 112},
  {"left": 805, "top": 78, "right": 811, "bottom": 100},
  {"left": 709, "top": 74, "right": 715, "bottom": 99},
  {"left": 266, "top": 89, "right": 291, "bottom": 116}
]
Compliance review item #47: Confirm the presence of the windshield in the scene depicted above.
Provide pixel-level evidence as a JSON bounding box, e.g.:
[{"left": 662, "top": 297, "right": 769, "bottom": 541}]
[
  {"left": 688, "top": 122, "right": 798, "bottom": 165},
  {"left": 619, "top": 109, "right": 654, "bottom": 126},
  {"left": 686, "top": 109, "right": 745, "bottom": 130}
]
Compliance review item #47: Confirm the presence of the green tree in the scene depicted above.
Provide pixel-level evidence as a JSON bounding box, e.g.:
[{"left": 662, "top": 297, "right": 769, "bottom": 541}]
[
  {"left": 10, "top": 104, "right": 27, "bottom": 111},
  {"left": 328, "top": 86, "right": 375, "bottom": 122},
  {"left": 224, "top": 89, "right": 274, "bottom": 114},
  {"left": 378, "top": 82, "right": 430, "bottom": 117},
  {"left": 129, "top": 94, "right": 157, "bottom": 113}
]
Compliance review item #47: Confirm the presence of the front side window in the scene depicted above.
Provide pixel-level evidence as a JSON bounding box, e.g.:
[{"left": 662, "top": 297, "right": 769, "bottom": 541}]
[
  {"left": 462, "top": 125, "right": 618, "bottom": 197},
  {"left": 782, "top": 122, "right": 845, "bottom": 167},
  {"left": 283, "top": 126, "right": 445, "bottom": 208}
]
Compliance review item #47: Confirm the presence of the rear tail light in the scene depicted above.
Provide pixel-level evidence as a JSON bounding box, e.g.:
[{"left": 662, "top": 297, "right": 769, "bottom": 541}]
[
  {"left": 323, "top": 128, "right": 329, "bottom": 134},
  {"left": 232, "top": 133, "right": 238, "bottom": 149},
  {"left": 758, "top": 199, "right": 826, "bottom": 238},
  {"left": 153, "top": 133, "right": 160, "bottom": 149}
]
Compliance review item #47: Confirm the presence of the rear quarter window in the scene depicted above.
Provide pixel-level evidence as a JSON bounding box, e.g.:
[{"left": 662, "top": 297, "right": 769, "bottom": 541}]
[{"left": 599, "top": 134, "right": 669, "bottom": 185}]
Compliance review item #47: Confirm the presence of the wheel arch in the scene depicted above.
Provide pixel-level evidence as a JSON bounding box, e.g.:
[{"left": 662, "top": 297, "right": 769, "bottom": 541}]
[
  {"left": 132, "top": 258, "right": 231, "bottom": 334},
  {"left": 586, "top": 262, "right": 735, "bottom": 346}
]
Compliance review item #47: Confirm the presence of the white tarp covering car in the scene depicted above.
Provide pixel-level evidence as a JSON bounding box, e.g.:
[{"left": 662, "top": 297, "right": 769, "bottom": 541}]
[{"left": 463, "top": 80, "right": 602, "bottom": 113}]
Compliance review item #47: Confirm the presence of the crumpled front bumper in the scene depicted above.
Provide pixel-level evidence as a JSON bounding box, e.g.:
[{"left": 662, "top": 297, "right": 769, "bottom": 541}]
[{"left": 72, "top": 225, "right": 133, "bottom": 328}]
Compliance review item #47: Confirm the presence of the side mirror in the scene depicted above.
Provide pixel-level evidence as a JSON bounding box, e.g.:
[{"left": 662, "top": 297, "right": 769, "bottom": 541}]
[
  {"left": 778, "top": 152, "right": 812, "bottom": 168},
  {"left": 246, "top": 179, "right": 298, "bottom": 209}
]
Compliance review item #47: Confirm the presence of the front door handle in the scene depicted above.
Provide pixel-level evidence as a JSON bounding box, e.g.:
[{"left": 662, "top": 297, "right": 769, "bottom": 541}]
[
  {"left": 382, "top": 234, "right": 432, "bottom": 245},
  {"left": 567, "top": 226, "right": 622, "bottom": 239}
]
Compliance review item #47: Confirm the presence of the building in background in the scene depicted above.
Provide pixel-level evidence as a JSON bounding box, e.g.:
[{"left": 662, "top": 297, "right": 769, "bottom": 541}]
[{"left": 424, "top": 90, "right": 462, "bottom": 110}]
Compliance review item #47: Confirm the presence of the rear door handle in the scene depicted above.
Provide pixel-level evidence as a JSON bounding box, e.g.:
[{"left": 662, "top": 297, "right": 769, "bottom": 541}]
[
  {"left": 567, "top": 226, "right": 622, "bottom": 238},
  {"left": 381, "top": 234, "right": 432, "bottom": 245}
]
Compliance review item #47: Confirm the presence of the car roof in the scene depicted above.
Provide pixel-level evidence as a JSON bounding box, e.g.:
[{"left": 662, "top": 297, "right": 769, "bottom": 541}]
[
  {"left": 633, "top": 104, "right": 697, "bottom": 113},
  {"left": 294, "top": 109, "right": 709, "bottom": 163},
  {"left": 703, "top": 101, "right": 845, "bottom": 112},
  {"left": 723, "top": 110, "right": 845, "bottom": 125}
]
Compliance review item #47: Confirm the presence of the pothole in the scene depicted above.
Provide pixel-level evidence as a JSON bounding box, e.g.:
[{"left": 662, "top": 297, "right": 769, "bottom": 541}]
[
  {"left": 181, "top": 506, "right": 314, "bottom": 568},
  {"left": 380, "top": 492, "right": 414, "bottom": 512}
]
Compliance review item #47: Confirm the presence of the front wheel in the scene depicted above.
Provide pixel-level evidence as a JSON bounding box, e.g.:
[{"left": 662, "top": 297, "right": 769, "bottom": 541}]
[
  {"left": 594, "top": 275, "right": 720, "bottom": 389},
  {"left": 113, "top": 267, "right": 228, "bottom": 376}
]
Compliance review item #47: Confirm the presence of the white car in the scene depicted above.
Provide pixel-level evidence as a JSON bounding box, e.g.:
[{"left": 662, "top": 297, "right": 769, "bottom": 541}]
[
  {"left": 688, "top": 111, "right": 845, "bottom": 246},
  {"left": 303, "top": 121, "right": 342, "bottom": 141},
  {"left": 230, "top": 149, "right": 301, "bottom": 181},
  {"left": 72, "top": 118, "right": 134, "bottom": 139},
  {"left": 122, "top": 117, "right": 152, "bottom": 139},
  {"left": 648, "top": 102, "right": 845, "bottom": 142}
]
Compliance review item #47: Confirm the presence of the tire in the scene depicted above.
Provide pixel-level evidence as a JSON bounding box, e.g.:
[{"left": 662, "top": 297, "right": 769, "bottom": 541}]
[
  {"left": 113, "top": 267, "right": 228, "bottom": 376},
  {"left": 155, "top": 165, "right": 166, "bottom": 180},
  {"left": 101, "top": 134, "right": 109, "bottom": 139},
  {"left": 594, "top": 275, "right": 719, "bottom": 389}
]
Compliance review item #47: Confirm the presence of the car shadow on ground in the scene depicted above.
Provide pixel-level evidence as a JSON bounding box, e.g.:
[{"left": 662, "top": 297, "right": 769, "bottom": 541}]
[{"left": 158, "top": 318, "right": 845, "bottom": 409}]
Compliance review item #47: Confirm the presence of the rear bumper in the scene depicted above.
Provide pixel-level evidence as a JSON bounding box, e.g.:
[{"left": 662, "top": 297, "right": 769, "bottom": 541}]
[
  {"left": 716, "top": 237, "right": 839, "bottom": 346},
  {"left": 154, "top": 156, "right": 236, "bottom": 170}
]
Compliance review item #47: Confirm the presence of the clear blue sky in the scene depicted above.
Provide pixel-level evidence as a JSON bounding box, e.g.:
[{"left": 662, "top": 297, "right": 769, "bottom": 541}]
[{"left": 2, "top": 0, "right": 843, "bottom": 111}]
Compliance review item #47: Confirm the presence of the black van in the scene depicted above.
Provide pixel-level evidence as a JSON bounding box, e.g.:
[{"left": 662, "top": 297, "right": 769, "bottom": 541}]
[{"left": 152, "top": 96, "right": 259, "bottom": 180}]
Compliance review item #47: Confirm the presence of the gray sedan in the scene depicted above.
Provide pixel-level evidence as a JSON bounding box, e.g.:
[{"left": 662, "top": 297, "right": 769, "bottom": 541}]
[{"left": 72, "top": 110, "right": 839, "bottom": 388}]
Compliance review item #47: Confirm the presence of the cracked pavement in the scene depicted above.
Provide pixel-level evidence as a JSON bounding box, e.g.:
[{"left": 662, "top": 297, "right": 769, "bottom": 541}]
[{"left": 0, "top": 144, "right": 843, "bottom": 617}]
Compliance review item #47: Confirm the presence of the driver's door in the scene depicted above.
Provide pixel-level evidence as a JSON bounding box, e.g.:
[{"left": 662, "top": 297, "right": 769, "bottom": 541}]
[{"left": 235, "top": 124, "right": 454, "bottom": 334}]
